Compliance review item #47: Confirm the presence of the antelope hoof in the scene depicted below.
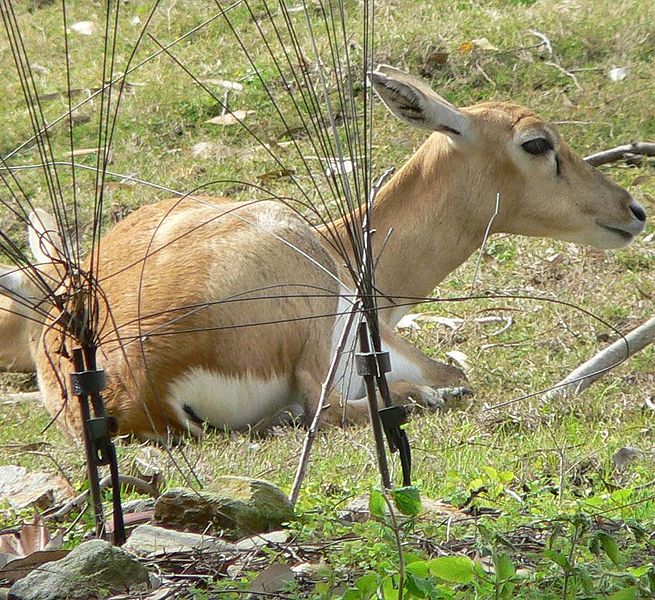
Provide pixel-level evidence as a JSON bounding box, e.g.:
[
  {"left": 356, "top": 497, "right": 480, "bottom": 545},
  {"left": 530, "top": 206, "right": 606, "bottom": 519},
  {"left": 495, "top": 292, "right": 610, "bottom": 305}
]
[{"left": 420, "top": 385, "right": 474, "bottom": 410}]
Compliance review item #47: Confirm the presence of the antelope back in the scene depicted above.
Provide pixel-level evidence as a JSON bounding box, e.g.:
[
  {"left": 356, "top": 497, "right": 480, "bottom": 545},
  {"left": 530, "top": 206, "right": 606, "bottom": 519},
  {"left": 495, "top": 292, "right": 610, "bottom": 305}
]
[{"left": 33, "top": 197, "right": 342, "bottom": 438}]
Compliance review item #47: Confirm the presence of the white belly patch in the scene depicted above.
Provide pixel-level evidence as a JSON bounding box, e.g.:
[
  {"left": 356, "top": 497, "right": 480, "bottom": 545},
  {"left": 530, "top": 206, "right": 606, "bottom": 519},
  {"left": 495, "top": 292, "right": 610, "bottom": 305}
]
[{"left": 167, "top": 367, "right": 298, "bottom": 432}]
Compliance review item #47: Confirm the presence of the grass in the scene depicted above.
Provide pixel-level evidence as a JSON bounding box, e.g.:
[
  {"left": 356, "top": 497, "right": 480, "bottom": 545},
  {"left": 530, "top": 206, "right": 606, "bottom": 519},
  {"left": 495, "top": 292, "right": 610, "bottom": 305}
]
[{"left": 1, "top": 0, "right": 655, "bottom": 598}]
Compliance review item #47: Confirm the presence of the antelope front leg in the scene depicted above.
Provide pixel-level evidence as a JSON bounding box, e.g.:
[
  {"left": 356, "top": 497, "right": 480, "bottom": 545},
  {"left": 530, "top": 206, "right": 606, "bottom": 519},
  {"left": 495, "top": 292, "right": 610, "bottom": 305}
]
[
  {"left": 298, "top": 370, "right": 466, "bottom": 429},
  {"left": 381, "top": 321, "right": 468, "bottom": 386},
  {"left": 329, "top": 381, "right": 470, "bottom": 426}
]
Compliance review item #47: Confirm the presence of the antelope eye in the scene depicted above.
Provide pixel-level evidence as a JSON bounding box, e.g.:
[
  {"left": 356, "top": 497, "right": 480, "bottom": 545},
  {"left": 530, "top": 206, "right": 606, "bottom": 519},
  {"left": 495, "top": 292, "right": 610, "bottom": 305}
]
[{"left": 521, "top": 137, "right": 553, "bottom": 155}]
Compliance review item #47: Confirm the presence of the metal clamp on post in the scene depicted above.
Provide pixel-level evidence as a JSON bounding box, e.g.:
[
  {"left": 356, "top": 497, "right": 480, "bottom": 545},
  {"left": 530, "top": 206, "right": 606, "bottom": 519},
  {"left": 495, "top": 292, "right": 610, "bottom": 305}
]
[
  {"left": 70, "top": 369, "right": 106, "bottom": 397},
  {"left": 378, "top": 405, "right": 412, "bottom": 486},
  {"left": 70, "top": 369, "right": 115, "bottom": 464},
  {"left": 355, "top": 351, "right": 391, "bottom": 378},
  {"left": 378, "top": 405, "right": 408, "bottom": 438},
  {"left": 85, "top": 417, "right": 113, "bottom": 466}
]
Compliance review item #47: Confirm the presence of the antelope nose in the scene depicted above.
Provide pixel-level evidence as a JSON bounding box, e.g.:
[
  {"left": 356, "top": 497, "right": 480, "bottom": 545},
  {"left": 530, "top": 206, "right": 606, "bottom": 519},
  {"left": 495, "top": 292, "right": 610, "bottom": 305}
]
[{"left": 630, "top": 201, "right": 647, "bottom": 223}]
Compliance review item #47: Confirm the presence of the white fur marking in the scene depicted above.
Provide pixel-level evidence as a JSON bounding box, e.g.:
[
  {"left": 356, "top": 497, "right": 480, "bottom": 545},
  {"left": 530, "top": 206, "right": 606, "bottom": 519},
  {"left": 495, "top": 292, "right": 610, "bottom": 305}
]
[
  {"left": 329, "top": 287, "right": 426, "bottom": 401},
  {"left": 167, "top": 368, "right": 297, "bottom": 430}
]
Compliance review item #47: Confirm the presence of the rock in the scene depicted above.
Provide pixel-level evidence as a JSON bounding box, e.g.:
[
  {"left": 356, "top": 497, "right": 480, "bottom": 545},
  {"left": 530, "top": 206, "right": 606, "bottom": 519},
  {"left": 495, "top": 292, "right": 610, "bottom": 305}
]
[
  {"left": 8, "top": 539, "right": 149, "bottom": 600},
  {"left": 235, "top": 530, "right": 289, "bottom": 551},
  {"left": 248, "top": 563, "right": 294, "bottom": 597},
  {"left": 121, "top": 498, "right": 156, "bottom": 514},
  {"left": 153, "top": 477, "right": 295, "bottom": 539},
  {"left": 124, "top": 524, "right": 235, "bottom": 557},
  {"left": 0, "top": 466, "right": 74, "bottom": 511}
]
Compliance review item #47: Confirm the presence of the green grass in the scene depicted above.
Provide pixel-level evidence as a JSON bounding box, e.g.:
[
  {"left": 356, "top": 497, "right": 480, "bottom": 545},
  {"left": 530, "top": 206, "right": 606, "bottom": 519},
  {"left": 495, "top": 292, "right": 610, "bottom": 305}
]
[{"left": 1, "top": 0, "right": 655, "bottom": 598}]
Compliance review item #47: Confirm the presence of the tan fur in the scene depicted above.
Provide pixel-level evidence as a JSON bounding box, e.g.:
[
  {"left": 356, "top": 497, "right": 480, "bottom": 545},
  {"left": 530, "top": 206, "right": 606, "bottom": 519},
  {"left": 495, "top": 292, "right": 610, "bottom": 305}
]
[
  {"left": 0, "top": 69, "right": 644, "bottom": 439},
  {"left": 0, "top": 291, "right": 35, "bottom": 372}
]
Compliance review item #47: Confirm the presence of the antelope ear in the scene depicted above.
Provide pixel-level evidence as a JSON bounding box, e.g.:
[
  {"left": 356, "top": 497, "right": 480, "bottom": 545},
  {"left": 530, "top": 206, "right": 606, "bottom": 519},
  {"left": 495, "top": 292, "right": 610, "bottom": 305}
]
[
  {"left": 370, "top": 64, "right": 471, "bottom": 139},
  {"left": 0, "top": 264, "right": 27, "bottom": 300},
  {"left": 28, "top": 209, "right": 65, "bottom": 265}
]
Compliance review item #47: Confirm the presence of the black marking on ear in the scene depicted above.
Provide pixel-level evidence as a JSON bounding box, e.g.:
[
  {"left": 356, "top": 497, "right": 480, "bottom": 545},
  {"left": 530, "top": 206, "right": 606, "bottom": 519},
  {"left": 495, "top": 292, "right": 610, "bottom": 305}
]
[
  {"left": 398, "top": 105, "right": 424, "bottom": 120},
  {"left": 384, "top": 81, "right": 421, "bottom": 110},
  {"left": 371, "top": 70, "right": 463, "bottom": 135},
  {"left": 438, "top": 124, "right": 461, "bottom": 136}
]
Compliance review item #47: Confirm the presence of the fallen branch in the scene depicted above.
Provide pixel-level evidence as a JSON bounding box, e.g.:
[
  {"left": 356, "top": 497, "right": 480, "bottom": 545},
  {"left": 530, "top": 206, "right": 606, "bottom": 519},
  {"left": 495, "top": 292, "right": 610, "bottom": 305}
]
[
  {"left": 43, "top": 473, "right": 162, "bottom": 521},
  {"left": 585, "top": 142, "right": 655, "bottom": 167},
  {"left": 544, "top": 316, "right": 655, "bottom": 400}
]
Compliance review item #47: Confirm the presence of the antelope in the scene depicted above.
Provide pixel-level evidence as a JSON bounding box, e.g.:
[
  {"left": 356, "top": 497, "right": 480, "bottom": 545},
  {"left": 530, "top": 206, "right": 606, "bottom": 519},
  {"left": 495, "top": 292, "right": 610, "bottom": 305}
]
[
  {"left": 0, "top": 272, "right": 37, "bottom": 373},
  {"left": 0, "top": 65, "right": 646, "bottom": 440}
]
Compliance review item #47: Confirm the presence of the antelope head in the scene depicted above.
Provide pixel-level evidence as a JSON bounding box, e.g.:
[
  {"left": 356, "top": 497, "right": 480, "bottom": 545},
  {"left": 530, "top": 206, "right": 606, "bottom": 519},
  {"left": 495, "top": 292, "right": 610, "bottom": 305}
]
[{"left": 370, "top": 65, "right": 646, "bottom": 250}]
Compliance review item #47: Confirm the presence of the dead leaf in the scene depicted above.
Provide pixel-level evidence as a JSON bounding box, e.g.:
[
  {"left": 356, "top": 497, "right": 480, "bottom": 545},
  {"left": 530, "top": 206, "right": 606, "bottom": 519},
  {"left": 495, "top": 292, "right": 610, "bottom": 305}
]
[
  {"left": 31, "top": 63, "right": 49, "bottom": 76},
  {"left": 0, "top": 550, "right": 69, "bottom": 583},
  {"left": 458, "top": 41, "right": 474, "bottom": 54},
  {"left": 631, "top": 175, "right": 651, "bottom": 187},
  {"left": 608, "top": 67, "right": 628, "bottom": 82},
  {"left": 424, "top": 49, "right": 449, "bottom": 69},
  {"left": 102, "top": 182, "right": 135, "bottom": 194},
  {"left": 190, "top": 141, "right": 224, "bottom": 159},
  {"left": 482, "top": 252, "right": 499, "bottom": 267},
  {"left": 236, "top": 530, "right": 289, "bottom": 551},
  {"left": 70, "top": 21, "right": 96, "bottom": 36},
  {"left": 545, "top": 252, "right": 564, "bottom": 265},
  {"left": 324, "top": 158, "right": 354, "bottom": 177},
  {"left": 395, "top": 314, "right": 422, "bottom": 331},
  {"left": 612, "top": 446, "right": 642, "bottom": 472},
  {"left": 205, "top": 110, "right": 255, "bottom": 126},
  {"left": 395, "top": 313, "right": 464, "bottom": 332},
  {"left": 249, "top": 563, "right": 294, "bottom": 597},
  {"left": 0, "top": 514, "right": 62, "bottom": 558},
  {"left": 446, "top": 350, "right": 470, "bottom": 372}
]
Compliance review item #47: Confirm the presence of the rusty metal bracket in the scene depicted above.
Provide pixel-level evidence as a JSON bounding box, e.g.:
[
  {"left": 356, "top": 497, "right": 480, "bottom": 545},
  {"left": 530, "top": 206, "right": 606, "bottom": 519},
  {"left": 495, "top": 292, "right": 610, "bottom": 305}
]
[
  {"left": 70, "top": 370, "right": 107, "bottom": 397},
  {"left": 356, "top": 322, "right": 413, "bottom": 488},
  {"left": 356, "top": 333, "right": 412, "bottom": 487},
  {"left": 70, "top": 348, "right": 125, "bottom": 546},
  {"left": 355, "top": 351, "right": 391, "bottom": 378}
]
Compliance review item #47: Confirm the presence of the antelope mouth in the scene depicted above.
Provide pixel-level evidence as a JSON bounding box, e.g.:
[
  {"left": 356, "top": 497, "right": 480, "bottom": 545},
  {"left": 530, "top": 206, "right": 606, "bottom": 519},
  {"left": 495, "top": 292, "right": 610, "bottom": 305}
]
[{"left": 600, "top": 224, "right": 635, "bottom": 241}]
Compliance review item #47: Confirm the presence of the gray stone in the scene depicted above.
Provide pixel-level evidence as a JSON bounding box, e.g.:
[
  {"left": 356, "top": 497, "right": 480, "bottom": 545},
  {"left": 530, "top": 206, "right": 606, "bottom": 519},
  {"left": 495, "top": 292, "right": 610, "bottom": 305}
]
[
  {"left": 123, "top": 524, "right": 235, "bottom": 557},
  {"left": 235, "top": 530, "right": 289, "bottom": 551},
  {"left": 153, "top": 477, "right": 295, "bottom": 539},
  {"left": 0, "top": 466, "right": 74, "bottom": 510},
  {"left": 8, "top": 539, "right": 149, "bottom": 600},
  {"left": 121, "top": 498, "right": 156, "bottom": 514}
]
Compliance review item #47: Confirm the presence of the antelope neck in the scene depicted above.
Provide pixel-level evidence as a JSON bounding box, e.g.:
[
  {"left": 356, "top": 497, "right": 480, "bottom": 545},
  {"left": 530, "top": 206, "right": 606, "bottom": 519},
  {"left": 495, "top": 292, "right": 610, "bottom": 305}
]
[{"left": 331, "top": 135, "right": 493, "bottom": 324}]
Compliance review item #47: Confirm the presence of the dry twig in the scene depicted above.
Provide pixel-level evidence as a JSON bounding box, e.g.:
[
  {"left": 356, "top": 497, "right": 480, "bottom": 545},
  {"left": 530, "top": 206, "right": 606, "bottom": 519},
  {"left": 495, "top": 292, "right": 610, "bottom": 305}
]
[
  {"left": 585, "top": 142, "right": 655, "bottom": 166},
  {"left": 544, "top": 317, "right": 655, "bottom": 401},
  {"left": 44, "top": 473, "right": 162, "bottom": 521}
]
